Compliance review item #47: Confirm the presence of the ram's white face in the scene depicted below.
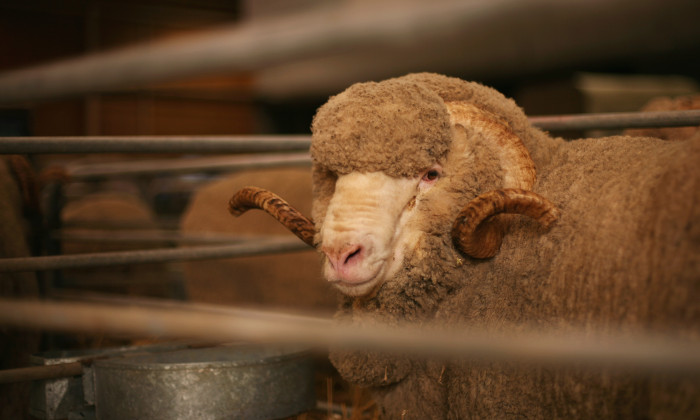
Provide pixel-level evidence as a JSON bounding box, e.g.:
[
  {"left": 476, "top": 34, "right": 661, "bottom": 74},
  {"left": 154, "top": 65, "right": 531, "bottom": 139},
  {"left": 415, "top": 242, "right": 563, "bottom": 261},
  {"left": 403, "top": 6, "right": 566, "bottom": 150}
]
[{"left": 319, "top": 167, "right": 442, "bottom": 296}]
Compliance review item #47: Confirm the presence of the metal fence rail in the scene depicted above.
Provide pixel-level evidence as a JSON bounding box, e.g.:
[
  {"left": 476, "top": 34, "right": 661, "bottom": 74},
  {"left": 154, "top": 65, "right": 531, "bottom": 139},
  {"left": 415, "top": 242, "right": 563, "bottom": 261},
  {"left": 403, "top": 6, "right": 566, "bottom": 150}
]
[
  {"left": 65, "top": 152, "right": 311, "bottom": 179},
  {"left": 1, "top": 109, "right": 698, "bottom": 156},
  {"left": 0, "top": 236, "right": 308, "bottom": 272},
  {"left": 0, "top": 362, "right": 83, "bottom": 384},
  {"left": 528, "top": 109, "right": 700, "bottom": 131},
  {"left": 0, "top": 135, "right": 311, "bottom": 154},
  {"left": 55, "top": 230, "right": 277, "bottom": 245},
  {"left": 0, "top": 297, "right": 698, "bottom": 374}
]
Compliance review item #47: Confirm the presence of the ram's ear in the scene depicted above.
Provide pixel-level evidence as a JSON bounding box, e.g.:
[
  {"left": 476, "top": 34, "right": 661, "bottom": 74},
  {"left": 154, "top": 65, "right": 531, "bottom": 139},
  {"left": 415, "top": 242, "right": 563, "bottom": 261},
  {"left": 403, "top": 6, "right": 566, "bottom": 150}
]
[
  {"left": 444, "top": 101, "right": 536, "bottom": 190},
  {"left": 452, "top": 189, "right": 559, "bottom": 259}
]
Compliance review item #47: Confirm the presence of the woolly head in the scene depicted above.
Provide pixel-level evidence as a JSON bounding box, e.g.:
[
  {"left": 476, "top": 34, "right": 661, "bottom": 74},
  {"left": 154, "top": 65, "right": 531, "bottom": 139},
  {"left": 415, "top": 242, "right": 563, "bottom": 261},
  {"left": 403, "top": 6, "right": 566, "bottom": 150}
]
[{"left": 309, "top": 77, "right": 453, "bottom": 178}]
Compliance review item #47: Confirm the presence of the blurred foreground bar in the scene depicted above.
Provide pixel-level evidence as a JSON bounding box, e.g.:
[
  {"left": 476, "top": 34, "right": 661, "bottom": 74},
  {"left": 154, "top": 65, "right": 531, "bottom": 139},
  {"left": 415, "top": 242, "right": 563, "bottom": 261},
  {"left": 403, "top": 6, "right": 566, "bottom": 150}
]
[
  {"left": 0, "top": 297, "right": 698, "bottom": 374},
  {"left": 0, "top": 0, "right": 697, "bottom": 103}
]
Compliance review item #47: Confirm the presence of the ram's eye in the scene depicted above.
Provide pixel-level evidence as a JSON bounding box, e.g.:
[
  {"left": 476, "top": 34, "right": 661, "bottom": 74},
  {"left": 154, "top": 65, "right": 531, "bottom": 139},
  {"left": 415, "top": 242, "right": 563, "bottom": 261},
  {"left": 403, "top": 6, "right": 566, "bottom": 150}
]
[
  {"left": 421, "top": 165, "right": 442, "bottom": 182},
  {"left": 423, "top": 170, "right": 440, "bottom": 181},
  {"left": 419, "top": 166, "right": 442, "bottom": 188}
]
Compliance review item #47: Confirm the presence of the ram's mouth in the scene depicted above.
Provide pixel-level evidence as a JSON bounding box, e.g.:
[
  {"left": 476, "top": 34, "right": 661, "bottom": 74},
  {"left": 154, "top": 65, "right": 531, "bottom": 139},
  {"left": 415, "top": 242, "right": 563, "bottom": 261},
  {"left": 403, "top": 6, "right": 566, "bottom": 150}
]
[
  {"left": 324, "top": 257, "right": 383, "bottom": 289},
  {"left": 331, "top": 276, "right": 374, "bottom": 288},
  {"left": 331, "top": 275, "right": 383, "bottom": 297}
]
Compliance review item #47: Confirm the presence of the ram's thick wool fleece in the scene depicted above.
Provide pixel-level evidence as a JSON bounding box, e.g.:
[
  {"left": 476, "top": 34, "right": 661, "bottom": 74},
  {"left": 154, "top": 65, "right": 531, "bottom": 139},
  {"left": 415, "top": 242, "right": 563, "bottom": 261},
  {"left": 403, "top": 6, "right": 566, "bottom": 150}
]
[{"left": 310, "top": 73, "right": 700, "bottom": 419}]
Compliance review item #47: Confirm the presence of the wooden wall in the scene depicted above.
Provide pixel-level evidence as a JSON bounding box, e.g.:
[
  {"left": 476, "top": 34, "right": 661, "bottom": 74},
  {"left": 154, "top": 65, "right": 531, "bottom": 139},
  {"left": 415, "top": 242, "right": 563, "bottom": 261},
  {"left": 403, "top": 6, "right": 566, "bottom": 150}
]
[{"left": 0, "top": 1, "right": 258, "bottom": 137}]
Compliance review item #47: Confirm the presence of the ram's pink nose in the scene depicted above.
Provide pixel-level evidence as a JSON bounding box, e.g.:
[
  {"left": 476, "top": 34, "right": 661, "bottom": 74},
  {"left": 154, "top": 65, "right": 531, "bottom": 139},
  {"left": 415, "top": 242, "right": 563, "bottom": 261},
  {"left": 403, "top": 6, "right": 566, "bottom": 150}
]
[{"left": 321, "top": 244, "right": 365, "bottom": 282}]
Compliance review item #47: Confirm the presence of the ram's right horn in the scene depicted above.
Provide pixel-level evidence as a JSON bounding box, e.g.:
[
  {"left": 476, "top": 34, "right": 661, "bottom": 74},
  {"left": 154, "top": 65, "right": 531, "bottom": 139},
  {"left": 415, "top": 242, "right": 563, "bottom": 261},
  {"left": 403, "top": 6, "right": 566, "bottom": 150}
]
[
  {"left": 228, "top": 186, "right": 316, "bottom": 247},
  {"left": 444, "top": 101, "right": 536, "bottom": 190},
  {"left": 452, "top": 189, "right": 559, "bottom": 259}
]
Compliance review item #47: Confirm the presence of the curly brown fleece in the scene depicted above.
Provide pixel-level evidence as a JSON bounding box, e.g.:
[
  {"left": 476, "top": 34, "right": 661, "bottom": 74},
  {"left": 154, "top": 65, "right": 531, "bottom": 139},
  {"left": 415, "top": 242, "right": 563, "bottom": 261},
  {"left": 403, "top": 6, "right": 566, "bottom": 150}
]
[
  {"left": 311, "top": 73, "right": 700, "bottom": 419},
  {"left": 311, "top": 77, "right": 453, "bottom": 178}
]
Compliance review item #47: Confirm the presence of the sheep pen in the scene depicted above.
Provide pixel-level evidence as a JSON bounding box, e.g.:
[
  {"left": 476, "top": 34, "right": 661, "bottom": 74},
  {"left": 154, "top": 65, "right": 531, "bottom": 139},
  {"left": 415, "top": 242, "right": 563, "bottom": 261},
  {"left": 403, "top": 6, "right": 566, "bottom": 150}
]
[{"left": 226, "top": 73, "right": 700, "bottom": 418}]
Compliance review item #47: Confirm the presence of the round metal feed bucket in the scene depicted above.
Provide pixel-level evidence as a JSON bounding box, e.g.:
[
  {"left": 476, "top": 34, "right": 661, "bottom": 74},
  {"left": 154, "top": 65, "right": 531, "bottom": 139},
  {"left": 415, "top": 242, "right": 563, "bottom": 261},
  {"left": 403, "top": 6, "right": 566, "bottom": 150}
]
[{"left": 92, "top": 345, "right": 315, "bottom": 420}]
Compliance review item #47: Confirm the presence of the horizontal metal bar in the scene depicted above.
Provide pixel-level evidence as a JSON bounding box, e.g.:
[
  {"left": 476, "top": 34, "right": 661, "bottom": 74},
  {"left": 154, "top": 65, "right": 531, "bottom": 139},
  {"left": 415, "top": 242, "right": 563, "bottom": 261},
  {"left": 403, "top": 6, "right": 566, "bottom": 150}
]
[
  {"left": 0, "top": 236, "right": 310, "bottom": 272},
  {"left": 62, "top": 220, "right": 175, "bottom": 230},
  {"left": 55, "top": 230, "right": 261, "bottom": 245},
  {"left": 0, "top": 110, "right": 697, "bottom": 155},
  {"left": 51, "top": 291, "right": 333, "bottom": 326},
  {"left": 0, "top": 362, "right": 83, "bottom": 384},
  {"left": 66, "top": 152, "right": 311, "bottom": 179},
  {"left": 0, "top": 298, "right": 698, "bottom": 374},
  {"left": 0, "top": 135, "right": 311, "bottom": 154},
  {"left": 529, "top": 109, "right": 700, "bottom": 132}
]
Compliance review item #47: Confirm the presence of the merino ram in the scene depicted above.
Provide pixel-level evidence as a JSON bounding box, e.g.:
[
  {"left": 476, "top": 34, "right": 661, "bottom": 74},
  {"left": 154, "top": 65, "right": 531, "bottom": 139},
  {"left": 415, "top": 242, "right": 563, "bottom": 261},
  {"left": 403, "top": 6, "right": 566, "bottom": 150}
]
[{"left": 229, "top": 73, "right": 700, "bottom": 418}]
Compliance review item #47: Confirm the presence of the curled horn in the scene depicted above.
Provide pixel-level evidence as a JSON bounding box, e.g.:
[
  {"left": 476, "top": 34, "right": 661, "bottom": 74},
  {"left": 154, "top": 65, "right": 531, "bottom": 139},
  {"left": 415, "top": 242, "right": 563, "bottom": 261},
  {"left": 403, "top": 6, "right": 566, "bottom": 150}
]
[
  {"left": 444, "top": 102, "right": 557, "bottom": 258},
  {"left": 452, "top": 189, "right": 559, "bottom": 259},
  {"left": 444, "top": 101, "right": 536, "bottom": 190},
  {"left": 228, "top": 186, "right": 316, "bottom": 247}
]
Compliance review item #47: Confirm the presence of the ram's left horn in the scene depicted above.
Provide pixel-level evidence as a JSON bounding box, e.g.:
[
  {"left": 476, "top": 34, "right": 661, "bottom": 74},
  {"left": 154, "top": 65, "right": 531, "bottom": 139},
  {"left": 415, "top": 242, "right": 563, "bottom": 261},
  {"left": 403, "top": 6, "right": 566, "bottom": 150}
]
[
  {"left": 228, "top": 186, "right": 316, "bottom": 247},
  {"left": 452, "top": 189, "right": 559, "bottom": 259}
]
